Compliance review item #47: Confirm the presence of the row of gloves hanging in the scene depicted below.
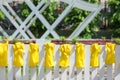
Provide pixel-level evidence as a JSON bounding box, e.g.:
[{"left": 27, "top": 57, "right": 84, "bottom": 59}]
[{"left": 0, "top": 40, "right": 116, "bottom": 69}]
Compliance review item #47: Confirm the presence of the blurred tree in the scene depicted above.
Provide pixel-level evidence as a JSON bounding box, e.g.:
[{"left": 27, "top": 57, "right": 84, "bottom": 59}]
[{"left": 108, "top": 0, "right": 120, "bottom": 38}]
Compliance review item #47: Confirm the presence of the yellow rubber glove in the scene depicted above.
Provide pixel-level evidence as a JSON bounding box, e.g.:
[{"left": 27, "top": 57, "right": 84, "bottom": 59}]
[
  {"left": 13, "top": 42, "right": 25, "bottom": 67},
  {"left": 75, "top": 43, "right": 85, "bottom": 68},
  {"left": 105, "top": 42, "right": 116, "bottom": 65},
  {"left": 59, "top": 44, "right": 71, "bottom": 68},
  {"left": 90, "top": 43, "right": 101, "bottom": 67},
  {"left": 0, "top": 40, "right": 8, "bottom": 66},
  {"left": 29, "top": 43, "right": 40, "bottom": 67},
  {"left": 44, "top": 42, "right": 55, "bottom": 68}
]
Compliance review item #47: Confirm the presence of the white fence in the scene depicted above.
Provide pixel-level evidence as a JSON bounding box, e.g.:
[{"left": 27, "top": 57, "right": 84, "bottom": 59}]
[
  {"left": 0, "top": 0, "right": 104, "bottom": 39},
  {"left": 0, "top": 39, "right": 120, "bottom": 80}
]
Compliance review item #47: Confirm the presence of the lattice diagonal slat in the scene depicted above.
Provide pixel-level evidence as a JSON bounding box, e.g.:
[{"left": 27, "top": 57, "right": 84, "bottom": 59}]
[{"left": 0, "top": 0, "right": 104, "bottom": 39}]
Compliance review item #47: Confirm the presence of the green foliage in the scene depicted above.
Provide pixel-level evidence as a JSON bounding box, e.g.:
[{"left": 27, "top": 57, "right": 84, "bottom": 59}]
[
  {"left": 60, "top": 36, "right": 66, "bottom": 41},
  {"left": 0, "top": 0, "right": 119, "bottom": 39},
  {"left": 106, "top": 0, "right": 120, "bottom": 38},
  {"left": 101, "top": 36, "right": 106, "bottom": 40},
  {"left": 108, "top": 0, "right": 120, "bottom": 29},
  {"left": 42, "top": 2, "right": 63, "bottom": 24},
  {"left": 61, "top": 0, "right": 100, "bottom": 39},
  {"left": 17, "top": 0, "right": 101, "bottom": 39},
  {"left": 62, "top": 8, "right": 89, "bottom": 29},
  {"left": 0, "top": 10, "right": 5, "bottom": 20},
  {"left": 12, "top": 38, "right": 19, "bottom": 44},
  {"left": 113, "top": 38, "right": 120, "bottom": 44},
  {"left": 112, "top": 28, "right": 120, "bottom": 38},
  {"left": 18, "top": 2, "right": 31, "bottom": 20},
  {"left": 72, "top": 37, "right": 79, "bottom": 43},
  {"left": 86, "top": 0, "right": 99, "bottom": 3}
]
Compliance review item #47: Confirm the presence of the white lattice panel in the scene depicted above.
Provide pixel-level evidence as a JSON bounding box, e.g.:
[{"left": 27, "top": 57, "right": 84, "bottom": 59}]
[{"left": 0, "top": 0, "right": 104, "bottom": 39}]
